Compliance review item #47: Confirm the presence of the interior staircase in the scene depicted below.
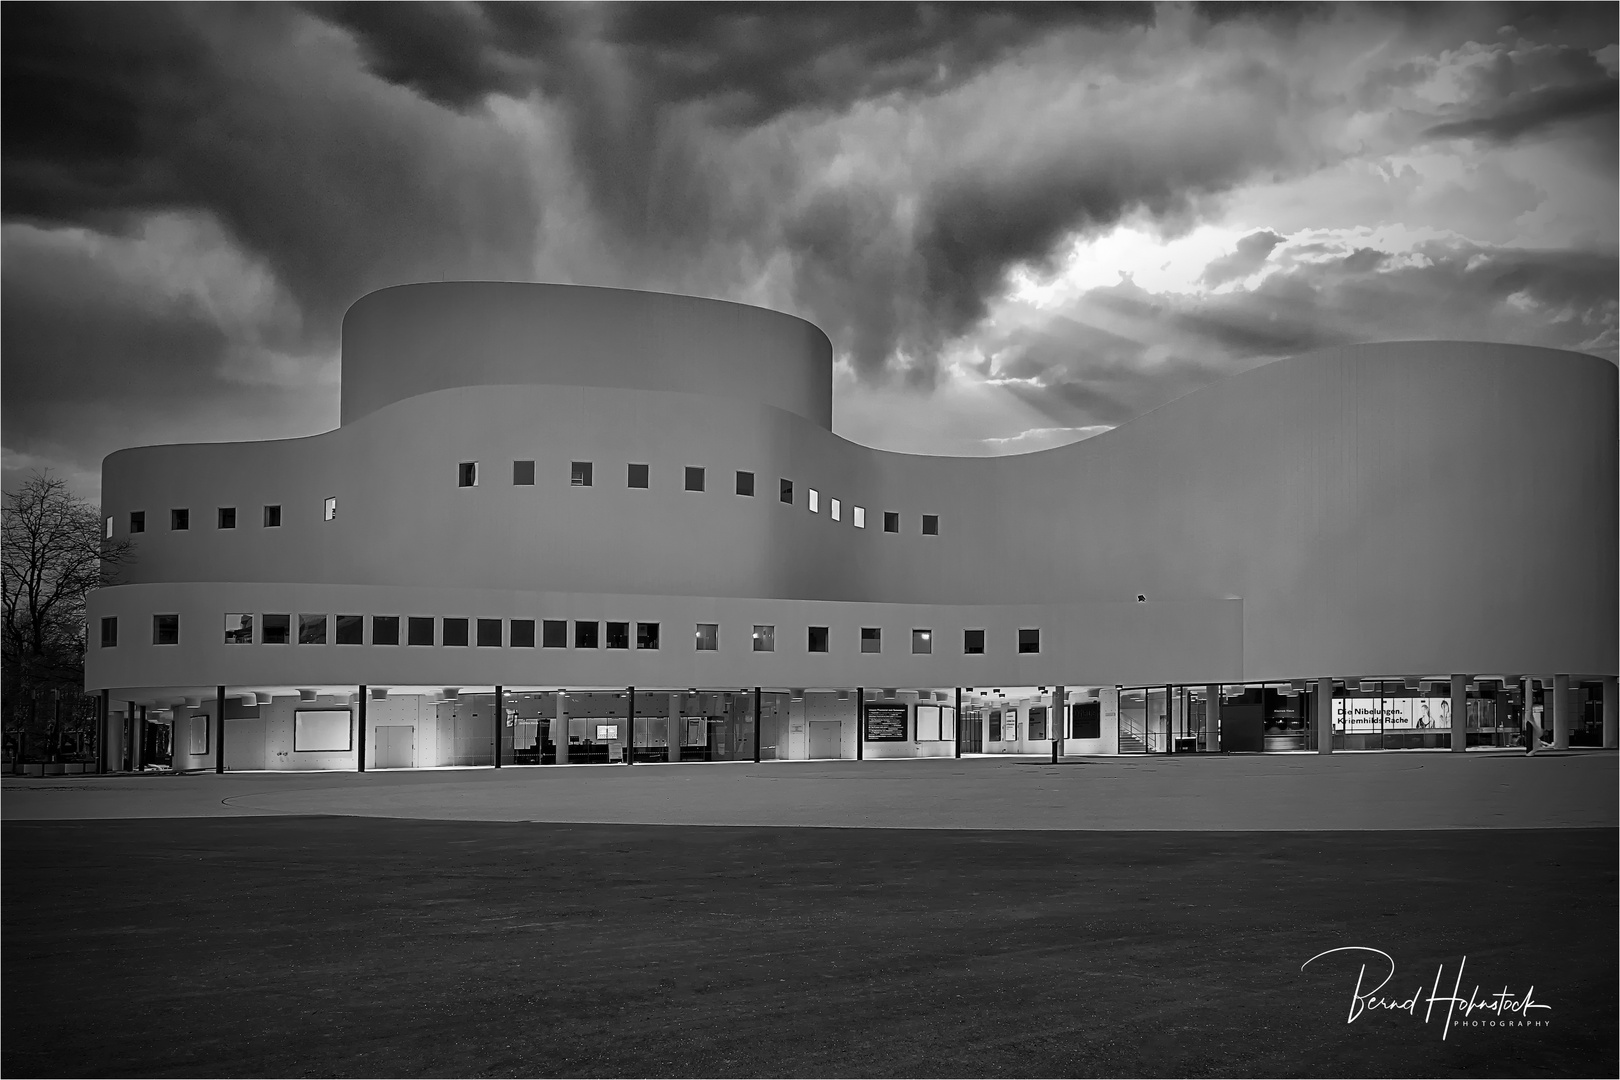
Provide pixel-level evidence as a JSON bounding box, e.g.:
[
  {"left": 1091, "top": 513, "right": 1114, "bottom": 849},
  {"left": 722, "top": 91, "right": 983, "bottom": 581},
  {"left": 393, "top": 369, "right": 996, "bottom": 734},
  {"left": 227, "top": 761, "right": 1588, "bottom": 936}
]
[{"left": 1118, "top": 727, "right": 1149, "bottom": 754}]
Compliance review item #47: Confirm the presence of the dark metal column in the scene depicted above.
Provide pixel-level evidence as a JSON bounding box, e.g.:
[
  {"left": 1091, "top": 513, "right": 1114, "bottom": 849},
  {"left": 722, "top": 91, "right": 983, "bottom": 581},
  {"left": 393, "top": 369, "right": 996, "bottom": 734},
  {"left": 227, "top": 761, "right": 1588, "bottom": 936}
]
[
  {"left": 753, "top": 687, "right": 762, "bottom": 763},
  {"left": 1165, "top": 684, "right": 1174, "bottom": 755},
  {"left": 215, "top": 686, "right": 226, "bottom": 773},
  {"left": 1052, "top": 685, "right": 1065, "bottom": 763},
  {"left": 856, "top": 687, "right": 865, "bottom": 760},
  {"left": 625, "top": 686, "right": 634, "bottom": 765},
  {"left": 357, "top": 686, "right": 367, "bottom": 772},
  {"left": 98, "top": 689, "right": 109, "bottom": 774},
  {"left": 494, "top": 685, "right": 504, "bottom": 768},
  {"left": 954, "top": 687, "right": 962, "bottom": 759}
]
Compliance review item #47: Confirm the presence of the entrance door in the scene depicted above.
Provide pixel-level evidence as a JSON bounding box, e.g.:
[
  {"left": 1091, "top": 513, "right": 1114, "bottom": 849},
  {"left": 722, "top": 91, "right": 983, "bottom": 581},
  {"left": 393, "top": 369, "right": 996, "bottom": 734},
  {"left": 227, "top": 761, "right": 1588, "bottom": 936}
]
[
  {"left": 376, "top": 725, "right": 415, "bottom": 769},
  {"left": 807, "top": 721, "right": 842, "bottom": 760}
]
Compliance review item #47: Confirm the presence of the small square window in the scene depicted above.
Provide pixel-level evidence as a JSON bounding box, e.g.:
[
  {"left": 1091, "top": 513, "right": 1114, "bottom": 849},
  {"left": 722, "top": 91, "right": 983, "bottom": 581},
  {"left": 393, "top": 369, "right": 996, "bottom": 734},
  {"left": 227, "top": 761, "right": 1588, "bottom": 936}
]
[
  {"left": 808, "top": 488, "right": 819, "bottom": 513},
  {"left": 922, "top": 514, "right": 939, "bottom": 535},
  {"left": 695, "top": 623, "right": 719, "bottom": 651},
  {"left": 736, "top": 471, "right": 754, "bottom": 496},
  {"left": 628, "top": 463, "right": 649, "bottom": 488},
  {"left": 574, "top": 620, "right": 599, "bottom": 649},
  {"left": 964, "top": 629, "right": 985, "bottom": 655},
  {"left": 458, "top": 462, "right": 478, "bottom": 487},
  {"left": 324, "top": 497, "right": 337, "bottom": 521},
  {"left": 263, "top": 614, "right": 291, "bottom": 644},
  {"left": 299, "top": 614, "right": 328, "bottom": 644},
  {"left": 336, "top": 615, "right": 363, "bottom": 645},
  {"left": 476, "top": 618, "right": 502, "bottom": 647},
  {"left": 605, "top": 621, "right": 630, "bottom": 649},
  {"left": 217, "top": 507, "right": 236, "bottom": 529},
  {"left": 129, "top": 511, "right": 146, "bottom": 533},
  {"left": 263, "top": 505, "right": 281, "bottom": 528},
  {"left": 511, "top": 619, "right": 536, "bottom": 648},
  {"left": 685, "top": 466, "right": 705, "bottom": 492},
  {"left": 571, "top": 461, "right": 593, "bottom": 487},
  {"left": 153, "top": 614, "right": 179, "bottom": 645},
  {"left": 225, "top": 613, "right": 254, "bottom": 644},
  {"left": 1018, "top": 628, "right": 1040, "bottom": 654},
  {"left": 637, "top": 622, "right": 660, "bottom": 650},
  {"left": 860, "top": 627, "right": 881, "bottom": 654},
  {"left": 912, "top": 628, "right": 932, "bottom": 654},
  {"left": 171, "top": 508, "right": 189, "bottom": 531},
  {"left": 100, "top": 616, "right": 118, "bottom": 648},
  {"left": 372, "top": 616, "right": 400, "bottom": 646},
  {"left": 513, "top": 460, "right": 535, "bottom": 486},
  {"left": 831, "top": 499, "right": 840, "bottom": 521},
  {"left": 808, "top": 625, "right": 829, "bottom": 653},
  {"left": 753, "top": 625, "right": 775, "bottom": 652},
  {"left": 853, "top": 506, "right": 866, "bottom": 529},
  {"left": 883, "top": 512, "right": 899, "bottom": 533},
  {"left": 407, "top": 616, "right": 435, "bottom": 646},
  {"left": 443, "top": 618, "right": 469, "bottom": 647},
  {"left": 780, "top": 479, "right": 793, "bottom": 504},
  {"left": 542, "top": 619, "right": 567, "bottom": 648}
]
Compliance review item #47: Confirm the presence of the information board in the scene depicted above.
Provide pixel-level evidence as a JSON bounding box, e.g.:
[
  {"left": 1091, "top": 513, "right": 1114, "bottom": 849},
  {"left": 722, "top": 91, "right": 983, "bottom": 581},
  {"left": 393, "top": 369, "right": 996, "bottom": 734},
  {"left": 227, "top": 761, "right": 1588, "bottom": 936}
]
[{"left": 863, "top": 703, "right": 908, "bottom": 741}]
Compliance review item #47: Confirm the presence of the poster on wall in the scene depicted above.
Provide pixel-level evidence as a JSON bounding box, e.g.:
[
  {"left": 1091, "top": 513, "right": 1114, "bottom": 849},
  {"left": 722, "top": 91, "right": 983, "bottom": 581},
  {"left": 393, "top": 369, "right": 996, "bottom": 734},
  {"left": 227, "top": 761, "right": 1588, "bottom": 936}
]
[
  {"left": 293, "top": 709, "right": 352, "bottom": 752},
  {"left": 864, "top": 704, "right": 908, "bottom": 741},
  {"left": 1333, "top": 697, "right": 1452, "bottom": 731},
  {"left": 915, "top": 705, "right": 941, "bottom": 741}
]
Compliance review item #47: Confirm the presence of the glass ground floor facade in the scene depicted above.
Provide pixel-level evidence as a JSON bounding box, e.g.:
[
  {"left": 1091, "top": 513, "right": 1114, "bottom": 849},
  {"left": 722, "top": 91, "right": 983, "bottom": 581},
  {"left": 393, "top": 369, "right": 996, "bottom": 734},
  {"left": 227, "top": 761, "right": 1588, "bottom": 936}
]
[{"left": 75, "top": 676, "right": 1618, "bottom": 774}]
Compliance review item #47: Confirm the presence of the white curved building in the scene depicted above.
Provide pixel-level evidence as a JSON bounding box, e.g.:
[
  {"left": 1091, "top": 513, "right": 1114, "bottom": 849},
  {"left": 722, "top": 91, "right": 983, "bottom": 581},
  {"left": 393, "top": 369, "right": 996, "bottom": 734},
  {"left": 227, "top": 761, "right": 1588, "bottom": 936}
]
[{"left": 85, "top": 282, "right": 1619, "bottom": 772}]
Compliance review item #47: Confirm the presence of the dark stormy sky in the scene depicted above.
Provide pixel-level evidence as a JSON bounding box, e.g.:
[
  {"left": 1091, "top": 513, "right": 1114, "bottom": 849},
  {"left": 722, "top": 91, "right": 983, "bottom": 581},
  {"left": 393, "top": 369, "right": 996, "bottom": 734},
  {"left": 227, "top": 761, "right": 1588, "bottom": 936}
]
[{"left": 3, "top": 2, "right": 1616, "bottom": 499}]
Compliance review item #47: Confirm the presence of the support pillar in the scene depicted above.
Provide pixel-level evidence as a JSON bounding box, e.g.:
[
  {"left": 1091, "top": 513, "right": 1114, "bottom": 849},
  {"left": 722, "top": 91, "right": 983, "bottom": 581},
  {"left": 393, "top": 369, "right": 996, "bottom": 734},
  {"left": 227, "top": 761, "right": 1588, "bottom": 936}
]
[
  {"left": 1523, "top": 677, "right": 1538, "bottom": 751},
  {"left": 752, "top": 687, "right": 761, "bottom": 764},
  {"left": 132, "top": 705, "right": 145, "bottom": 771},
  {"left": 1314, "top": 678, "right": 1333, "bottom": 753},
  {"left": 555, "top": 691, "right": 569, "bottom": 764},
  {"left": 1603, "top": 675, "right": 1617, "bottom": 750},
  {"left": 1450, "top": 674, "right": 1468, "bottom": 752},
  {"left": 214, "top": 686, "right": 226, "bottom": 773},
  {"left": 1553, "top": 674, "right": 1571, "bottom": 750},
  {"left": 667, "top": 693, "right": 680, "bottom": 763},
  {"left": 856, "top": 687, "right": 865, "bottom": 760},
  {"left": 357, "top": 686, "right": 367, "bottom": 772},
  {"left": 1052, "top": 686, "right": 1066, "bottom": 762},
  {"left": 494, "top": 686, "right": 504, "bottom": 768},
  {"left": 1205, "top": 685, "right": 1221, "bottom": 752},
  {"left": 954, "top": 688, "right": 962, "bottom": 759},
  {"left": 124, "top": 701, "right": 135, "bottom": 772},
  {"left": 625, "top": 686, "right": 634, "bottom": 765},
  {"left": 97, "top": 689, "right": 109, "bottom": 774}
]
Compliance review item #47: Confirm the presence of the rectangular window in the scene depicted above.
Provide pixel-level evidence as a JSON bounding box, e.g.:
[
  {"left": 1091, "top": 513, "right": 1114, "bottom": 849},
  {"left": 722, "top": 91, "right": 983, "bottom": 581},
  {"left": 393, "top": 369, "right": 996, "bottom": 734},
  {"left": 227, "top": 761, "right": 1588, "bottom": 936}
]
[
  {"left": 574, "top": 620, "right": 598, "bottom": 648},
  {"left": 263, "top": 614, "right": 291, "bottom": 644},
  {"left": 912, "top": 628, "right": 932, "bottom": 654},
  {"left": 922, "top": 514, "right": 939, "bottom": 535},
  {"left": 1071, "top": 701, "right": 1102, "bottom": 740},
  {"left": 225, "top": 613, "right": 254, "bottom": 644},
  {"left": 188, "top": 713, "right": 209, "bottom": 755},
  {"left": 153, "top": 614, "right": 180, "bottom": 645},
  {"left": 808, "top": 625, "right": 829, "bottom": 653},
  {"left": 831, "top": 499, "right": 840, "bottom": 521},
  {"left": 853, "top": 506, "right": 865, "bottom": 529},
  {"left": 100, "top": 616, "right": 117, "bottom": 648},
  {"left": 511, "top": 619, "right": 536, "bottom": 648},
  {"left": 964, "top": 629, "right": 985, "bottom": 655},
  {"left": 779, "top": 478, "right": 793, "bottom": 504},
  {"left": 636, "top": 622, "right": 660, "bottom": 650},
  {"left": 372, "top": 616, "right": 400, "bottom": 646},
  {"left": 1018, "top": 628, "right": 1040, "bottom": 654},
  {"left": 883, "top": 511, "right": 899, "bottom": 533},
  {"left": 105, "top": 516, "right": 113, "bottom": 539},
  {"left": 476, "top": 618, "right": 502, "bottom": 647},
  {"left": 605, "top": 621, "right": 630, "bottom": 649},
  {"left": 324, "top": 497, "right": 337, "bottom": 521},
  {"left": 335, "top": 614, "right": 363, "bottom": 645},
  {"left": 263, "top": 505, "right": 281, "bottom": 528},
  {"left": 1029, "top": 706, "right": 1048, "bottom": 741},
  {"left": 685, "top": 466, "right": 705, "bottom": 491},
  {"left": 808, "top": 488, "right": 820, "bottom": 513},
  {"left": 736, "top": 470, "right": 754, "bottom": 496},
  {"left": 753, "top": 625, "right": 775, "bottom": 652},
  {"left": 407, "top": 616, "right": 435, "bottom": 646},
  {"left": 443, "top": 618, "right": 469, "bottom": 646},
  {"left": 217, "top": 507, "right": 236, "bottom": 529},
  {"left": 989, "top": 709, "right": 1003, "bottom": 741},
  {"left": 542, "top": 619, "right": 567, "bottom": 648},
  {"left": 293, "top": 710, "right": 352, "bottom": 752},
  {"left": 171, "top": 508, "right": 189, "bottom": 531},
  {"left": 695, "top": 623, "right": 718, "bottom": 651},
  {"left": 513, "top": 460, "right": 535, "bottom": 486},
  {"left": 299, "top": 614, "right": 328, "bottom": 645},
  {"left": 916, "top": 704, "right": 942, "bottom": 741},
  {"left": 860, "top": 627, "right": 881, "bottom": 654},
  {"left": 628, "top": 463, "right": 649, "bottom": 488},
  {"left": 129, "top": 511, "right": 146, "bottom": 533},
  {"left": 458, "top": 462, "right": 478, "bottom": 487},
  {"left": 571, "top": 461, "right": 593, "bottom": 487}
]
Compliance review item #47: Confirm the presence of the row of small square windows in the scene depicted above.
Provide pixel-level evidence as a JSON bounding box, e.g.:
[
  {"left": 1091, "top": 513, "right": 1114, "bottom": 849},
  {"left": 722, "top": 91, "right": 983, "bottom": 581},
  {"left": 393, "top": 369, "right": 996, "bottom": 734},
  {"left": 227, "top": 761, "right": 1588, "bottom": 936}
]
[
  {"left": 104, "top": 615, "right": 1041, "bottom": 654},
  {"left": 115, "top": 501, "right": 334, "bottom": 536},
  {"left": 464, "top": 460, "right": 941, "bottom": 535}
]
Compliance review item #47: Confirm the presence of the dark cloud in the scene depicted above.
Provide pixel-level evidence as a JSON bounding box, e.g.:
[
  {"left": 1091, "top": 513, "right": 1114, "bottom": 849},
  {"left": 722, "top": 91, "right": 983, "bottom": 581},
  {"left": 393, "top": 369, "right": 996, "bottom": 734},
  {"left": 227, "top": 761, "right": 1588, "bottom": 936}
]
[
  {"left": 1200, "top": 229, "right": 1285, "bottom": 286},
  {"left": 1426, "top": 76, "right": 1619, "bottom": 143}
]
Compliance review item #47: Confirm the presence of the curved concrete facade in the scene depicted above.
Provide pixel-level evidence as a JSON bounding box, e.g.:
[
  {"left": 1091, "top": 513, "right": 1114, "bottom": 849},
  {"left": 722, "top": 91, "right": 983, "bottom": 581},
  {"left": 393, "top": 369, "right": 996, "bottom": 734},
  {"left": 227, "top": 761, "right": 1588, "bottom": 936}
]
[{"left": 85, "top": 283, "right": 1618, "bottom": 767}]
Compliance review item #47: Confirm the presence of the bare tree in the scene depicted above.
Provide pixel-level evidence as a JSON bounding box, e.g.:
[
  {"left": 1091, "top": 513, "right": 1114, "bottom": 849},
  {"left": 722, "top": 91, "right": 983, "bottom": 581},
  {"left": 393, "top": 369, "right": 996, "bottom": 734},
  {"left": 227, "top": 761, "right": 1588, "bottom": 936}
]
[{"left": 2, "top": 470, "right": 135, "bottom": 757}]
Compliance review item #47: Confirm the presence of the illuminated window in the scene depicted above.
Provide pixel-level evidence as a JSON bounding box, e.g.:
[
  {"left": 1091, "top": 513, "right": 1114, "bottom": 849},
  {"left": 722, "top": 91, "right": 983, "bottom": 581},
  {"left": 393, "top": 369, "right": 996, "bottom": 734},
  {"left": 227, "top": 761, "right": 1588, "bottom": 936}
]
[
  {"left": 513, "top": 460, "right": 535, "bottom": 485},
  {"left": 853, "top": 506, "right": 865, "bottom": 528},
  {"left": 458, "top": 462, "right": 478, "bottom": 487},
  {"left": 685, "top": 466, "right": 705, "bottom": 492},
  {"left": 153, "top": 614, "right": 180, "bottom": 645},
  {"left": 217, "top": 507, "right": 236, "bottom": 529},
  {"left": 407, "top": 616, "right": 434, "bottom": 646},
  {"left": 883, "top": 511, "right": 899, "bottom": 533},
  {"left": 831, "top": 499, "right": 840, "bottom": 521},
  {"left": 541, "top": 619, "right": 566, "bottom": 647},
  {"left": 336, "top": 615, "right": 363, "bottom": 645},
  {"left": 628, "top": 463, "right": 648, "bottom": 488},
  {"left": 263, "top": 505, "right": 281, "bottom": 527},
  {"left": 912, "top": 628, "right": 932, "bottom": 654},
  {"left": 606, "top": 621, "right": 630, "bottom": 649},
  {"left": 861, "top": 627, "right": 881, "bottom": 654},
  {"left": 808, "top": 488, "right": 819, "bottom": 513},
  {"left": 571, "top": 461, "right": 593, "bottom": 486},
  {"left": 964, "top": 629, "right": 985, "bottom": 655},
  {"left": 100, "top": 616, "right": 118, "bottom": 647},
  {"left": 299, "top": 614, "right": 328, "bottom": 644},
  {"left": 753, "top": 625, "right": 775, "bottom": 652},
  {"left": 170, "top": 508, "right": 189, "bottom": 531},
  {"left": 695, "top": 623, "right": 719, "bottom": 651},
  {"left": 1018, "top": 628, "right": 1040, "bottom": 654},
  {"left": 736, "top": 471, "right": 754, "bottom": 496},
  {"left": 323, "top": 497, "right": 336, "bottom": 521},
  {"left": 225, "top": 613, "right": 254, "bottom": 644},
  {"left": 808, "top": 626, "right": 829, "bottom": 653},
  {"left": 574, "top": 620, "right": 598, "bottom": 648},
  {"left": 511, "top": 619, "right": 536, "bottom": 648},
  {"left": 105, "top": 516, "right": 113, "bottom": 539},
  {"left": 263, "top": 614, "right": 291, "bottom": 644},
  {"left": 476, "top": 618, "right": 502, "bottom": 647},
  {"left": 372, "top": 616, "right": 400, "bottom": 645},
  {"left": 922, "top": 514, "right": 939, "bottom": 535}
]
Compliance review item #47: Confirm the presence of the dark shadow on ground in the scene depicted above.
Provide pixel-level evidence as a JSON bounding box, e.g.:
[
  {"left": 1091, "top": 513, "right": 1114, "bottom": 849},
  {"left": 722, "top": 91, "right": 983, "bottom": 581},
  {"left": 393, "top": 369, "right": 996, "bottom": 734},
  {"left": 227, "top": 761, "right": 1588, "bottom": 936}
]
[{"left": 3, "top": 820, "right": 1614, "bottom": 1078}]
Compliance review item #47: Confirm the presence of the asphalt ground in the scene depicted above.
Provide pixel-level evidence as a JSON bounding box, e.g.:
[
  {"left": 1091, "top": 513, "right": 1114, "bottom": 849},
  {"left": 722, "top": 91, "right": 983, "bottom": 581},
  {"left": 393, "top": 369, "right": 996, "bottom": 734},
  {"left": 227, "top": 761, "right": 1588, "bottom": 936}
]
[{"left": 3, "top": 817, "right": 1615, "bottom": 1078}]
